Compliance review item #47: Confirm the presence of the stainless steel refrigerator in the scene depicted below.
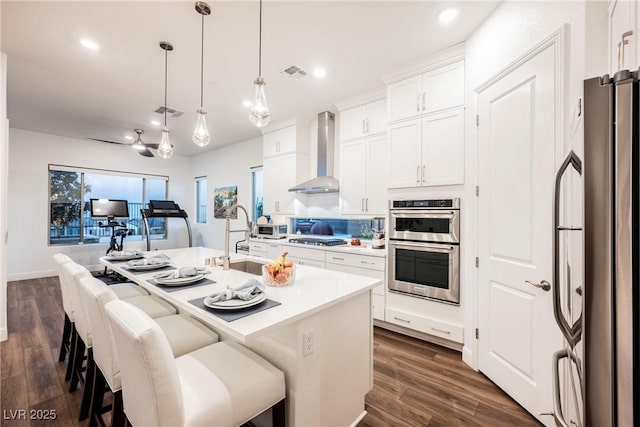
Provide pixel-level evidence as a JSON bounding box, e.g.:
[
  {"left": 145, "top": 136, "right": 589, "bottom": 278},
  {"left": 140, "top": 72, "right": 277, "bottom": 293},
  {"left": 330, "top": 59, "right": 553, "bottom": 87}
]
[{"left": 564, "top": 70, "right": 639, "bottom": 427}]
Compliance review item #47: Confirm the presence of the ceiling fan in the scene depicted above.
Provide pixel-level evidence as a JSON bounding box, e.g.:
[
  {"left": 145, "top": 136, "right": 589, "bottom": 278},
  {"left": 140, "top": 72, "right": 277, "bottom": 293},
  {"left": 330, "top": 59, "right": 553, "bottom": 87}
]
[{"left": 88, "top": 129, "right": 160, "bottom": 157}]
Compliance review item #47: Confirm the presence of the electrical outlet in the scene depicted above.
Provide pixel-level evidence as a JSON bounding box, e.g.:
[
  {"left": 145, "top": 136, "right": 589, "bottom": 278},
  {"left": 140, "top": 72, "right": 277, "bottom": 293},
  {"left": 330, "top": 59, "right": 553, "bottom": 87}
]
[{"left": 303, "top": 331, "right": 314, "bottom": 356}]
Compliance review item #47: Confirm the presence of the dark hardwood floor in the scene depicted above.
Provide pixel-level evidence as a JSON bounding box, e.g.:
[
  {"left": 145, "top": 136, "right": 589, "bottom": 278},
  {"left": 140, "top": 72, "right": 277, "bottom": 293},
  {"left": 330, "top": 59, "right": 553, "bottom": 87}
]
[{"left": 1, "top": 277, "right": 540, "bottom": 426}]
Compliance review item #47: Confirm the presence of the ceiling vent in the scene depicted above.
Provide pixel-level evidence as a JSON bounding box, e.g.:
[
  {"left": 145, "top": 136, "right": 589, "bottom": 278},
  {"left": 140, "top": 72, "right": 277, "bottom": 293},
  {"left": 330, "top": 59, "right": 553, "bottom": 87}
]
[
  {"left": 281, "top": 65, "right": 307, "bottom": 79},
  {"left": 154, "top": 106, "right": 185, "bottom": 118}
]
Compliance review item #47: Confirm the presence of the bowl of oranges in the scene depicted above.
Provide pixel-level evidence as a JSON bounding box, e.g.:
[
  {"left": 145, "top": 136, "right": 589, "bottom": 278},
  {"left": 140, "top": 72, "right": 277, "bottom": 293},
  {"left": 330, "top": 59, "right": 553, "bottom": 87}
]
[{"left": 262, "top": 251, "right": 295, "bottom": 287}]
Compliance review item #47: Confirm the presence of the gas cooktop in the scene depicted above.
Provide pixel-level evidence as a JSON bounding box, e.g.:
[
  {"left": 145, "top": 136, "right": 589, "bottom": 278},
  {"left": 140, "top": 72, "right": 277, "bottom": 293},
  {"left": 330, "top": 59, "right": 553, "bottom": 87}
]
[{"left": 288, "top": 237, "right": 347, "bottom": 246}]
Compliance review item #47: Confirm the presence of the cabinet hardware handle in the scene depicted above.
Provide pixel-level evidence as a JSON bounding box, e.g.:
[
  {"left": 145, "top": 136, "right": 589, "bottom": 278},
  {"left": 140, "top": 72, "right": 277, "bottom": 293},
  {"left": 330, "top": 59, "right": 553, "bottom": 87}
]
[
  {"left": 360, "top": 260, "right": 375, "bottom": 265},
  {"left": 331, "top": 257, "right": 345, "bottom": 261},
  {"left": 416, "top": 94, "right": 420, "bottom": 112},
  {"left": 366, "top": 118, "right": 370, "bottom": 133},
  {"left": 393, "top": 316, "right": 411, "bottom": 323},
  {"left": 422, "top": 92, "right": 426, "bottom": 111},
  {"left": 422, "top": 165, "right": 425, "bottom": 184},
  {"left": 525, "top": 280, "right": 551, "bottom": 292},
  {"left": 362, "top": 198, "right": 365, "bottom": 212},
  {"left": 276, "top": 141, "right": 280, "bottom": 152},
  {"left": 362, "top": 120, "right": 365, "bottom": 134},
  {"left": 430, "top": 327, "right": 451, "bottom": 334},
  {"left": 365, "top": 198, "right": 369, "bottom": 211}
]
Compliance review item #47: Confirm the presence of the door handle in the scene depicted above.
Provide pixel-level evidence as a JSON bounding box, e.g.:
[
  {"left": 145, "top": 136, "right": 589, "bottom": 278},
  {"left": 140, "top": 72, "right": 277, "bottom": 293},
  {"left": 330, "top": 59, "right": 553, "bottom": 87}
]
[{"left": 525, "top": 280, "right": 551, "bottom": 291}]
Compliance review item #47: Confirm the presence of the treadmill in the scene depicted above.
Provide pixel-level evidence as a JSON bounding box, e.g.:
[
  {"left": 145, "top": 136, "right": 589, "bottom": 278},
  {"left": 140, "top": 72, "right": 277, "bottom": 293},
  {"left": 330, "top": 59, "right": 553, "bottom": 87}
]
[{"left": 141, "top": 200, "right": 193, "bottom": 251}]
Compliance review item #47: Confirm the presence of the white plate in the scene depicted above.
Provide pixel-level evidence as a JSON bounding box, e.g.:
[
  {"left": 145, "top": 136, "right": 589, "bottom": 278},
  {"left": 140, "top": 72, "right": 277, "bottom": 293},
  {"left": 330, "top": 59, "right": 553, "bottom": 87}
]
[
  {"left": 204, "top": 293, "right": 266, "bottom": 310},
  {"left": 154, "top": 273, "right": 207, "bottom": 286},
  {"left": 124, "top": 261, "right": 171, "bottom": 271}
]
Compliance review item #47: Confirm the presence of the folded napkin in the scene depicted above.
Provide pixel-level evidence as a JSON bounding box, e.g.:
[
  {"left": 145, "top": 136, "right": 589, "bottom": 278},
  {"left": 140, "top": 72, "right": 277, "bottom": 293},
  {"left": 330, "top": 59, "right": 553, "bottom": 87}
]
[
  {"left": 127, "top": 254, "right": 170, "bottom": 266},
  {"left": 108, "top": 250, "right": 142, "bottom": 258},
  {"left": 155, "top": 266, "right": 208, "bottom": 280},
  {"left": 204, "top": 279, "right": 265, "bottom": 304}
]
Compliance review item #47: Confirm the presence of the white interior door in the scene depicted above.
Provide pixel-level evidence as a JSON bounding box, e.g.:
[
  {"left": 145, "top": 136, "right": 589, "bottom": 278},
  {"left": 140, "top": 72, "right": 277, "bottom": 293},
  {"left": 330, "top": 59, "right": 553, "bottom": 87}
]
[{"left": 477, "top": 43, "right": 561, "bottom": 423}]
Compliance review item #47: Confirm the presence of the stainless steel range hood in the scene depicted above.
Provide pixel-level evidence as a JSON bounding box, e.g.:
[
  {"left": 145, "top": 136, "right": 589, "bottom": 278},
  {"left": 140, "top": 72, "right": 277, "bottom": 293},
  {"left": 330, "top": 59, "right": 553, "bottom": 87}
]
[{"left": 288, "top": 111, "right": 339, "bottom": 194}]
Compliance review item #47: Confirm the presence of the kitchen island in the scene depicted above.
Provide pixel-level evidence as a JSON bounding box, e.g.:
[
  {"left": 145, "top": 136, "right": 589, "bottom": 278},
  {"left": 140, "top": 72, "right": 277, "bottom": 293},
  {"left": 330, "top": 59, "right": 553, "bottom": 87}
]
[{"left": 100, "top": 246, "right": 381, "bottom": 427}]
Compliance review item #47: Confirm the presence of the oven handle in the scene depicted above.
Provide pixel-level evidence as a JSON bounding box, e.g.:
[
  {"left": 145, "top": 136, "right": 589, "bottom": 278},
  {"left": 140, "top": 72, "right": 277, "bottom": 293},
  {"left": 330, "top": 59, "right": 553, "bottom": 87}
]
[
  {"left": 390, "top": 210, "right": 457, "bottom": 218},
  {"left": 389, "top": 240, "right": 457, "bottom": 252}
]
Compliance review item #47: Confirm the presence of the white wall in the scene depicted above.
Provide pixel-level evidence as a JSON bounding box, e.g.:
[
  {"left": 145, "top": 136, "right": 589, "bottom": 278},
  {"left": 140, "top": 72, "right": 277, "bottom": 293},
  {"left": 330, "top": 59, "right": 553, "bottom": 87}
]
[
  {"left": 7, "top": 128, "right": 193, "bottom": 280},
  {"left": 190, "top": 136, "right": 263, "bottom": 251},
  {"left": 462, "top": 0, "right": 606, "bottom": 369}
]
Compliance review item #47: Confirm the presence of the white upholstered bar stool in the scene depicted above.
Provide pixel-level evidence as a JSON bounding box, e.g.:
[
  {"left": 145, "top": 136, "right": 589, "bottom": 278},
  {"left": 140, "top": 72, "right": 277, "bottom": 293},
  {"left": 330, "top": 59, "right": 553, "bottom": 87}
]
[
  {"left": 63, "top": 261, "right": 177, "bottom": 421},
  {"left": 105, "top": 299, "right": 286, "bottom": 427},
  {"left": 78, "top": 276, "right": 221, "bottom": 427},
  {"left": 53, "top": 254, "right": 76, "bottom": 367}
]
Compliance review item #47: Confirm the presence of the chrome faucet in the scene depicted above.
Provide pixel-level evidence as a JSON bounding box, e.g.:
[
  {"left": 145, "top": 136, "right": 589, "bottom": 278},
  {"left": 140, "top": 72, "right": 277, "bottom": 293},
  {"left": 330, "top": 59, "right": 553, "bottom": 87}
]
[{"left": 217, "top": 203, "right": 252, "bottom": 270}]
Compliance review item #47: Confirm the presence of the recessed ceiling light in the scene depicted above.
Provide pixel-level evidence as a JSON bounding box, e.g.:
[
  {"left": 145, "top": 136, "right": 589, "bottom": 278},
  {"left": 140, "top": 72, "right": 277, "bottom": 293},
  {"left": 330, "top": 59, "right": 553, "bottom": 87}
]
[
  {"left": 124, "top": 135, "right": 133, "bottom": 141},
  {"left": 313, "top": 67, "right": 327, "bottom": 79},
  {"left": 242, "top": 100, "right": 253, "bottom": 108},
  {"left": 80, "top": 38, "right": 99, "bottom": 50},
  {"left": 150, "top": 120, "right": 161, "bottom": 126},
  {"left": 438, "top": 8, "right": 458, "bottom": 23}
]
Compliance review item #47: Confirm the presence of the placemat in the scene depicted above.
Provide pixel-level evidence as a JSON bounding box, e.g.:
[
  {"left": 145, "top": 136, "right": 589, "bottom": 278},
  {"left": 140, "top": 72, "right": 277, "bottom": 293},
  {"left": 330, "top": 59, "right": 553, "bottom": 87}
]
[
  {"left": 188, "top": 296, "right": 281, "bottom": 322},
  {"left": 146, "top": 278, "right": 215, "bottom": 293},
  {"left": 123, "top": 265, "right": 176, "bottom": 275}
]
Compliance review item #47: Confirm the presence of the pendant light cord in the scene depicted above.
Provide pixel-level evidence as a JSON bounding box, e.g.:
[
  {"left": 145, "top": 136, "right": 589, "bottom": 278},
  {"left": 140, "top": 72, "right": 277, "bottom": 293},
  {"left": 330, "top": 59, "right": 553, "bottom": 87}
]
[
  {"left": 200, "top": 12, "right": 204, "bottom": 108},
  {"left": 258, "top": 0, "right": 262, "bottom": 77},
  {"left": 164, "top": 47, "right": 168, "bottom": 127}
]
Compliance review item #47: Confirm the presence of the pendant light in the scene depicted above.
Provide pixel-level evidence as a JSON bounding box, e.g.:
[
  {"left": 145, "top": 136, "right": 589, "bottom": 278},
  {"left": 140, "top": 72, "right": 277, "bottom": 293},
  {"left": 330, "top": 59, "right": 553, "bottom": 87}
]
[
  {"left": 158, "top": 41, "right": 174, "bottom": 159},
  {"left": 249, "top": 0, "right": 270, "bottom": 128},
  {"left": 192, "top": 2, "right": 211, "bottom": 147}
]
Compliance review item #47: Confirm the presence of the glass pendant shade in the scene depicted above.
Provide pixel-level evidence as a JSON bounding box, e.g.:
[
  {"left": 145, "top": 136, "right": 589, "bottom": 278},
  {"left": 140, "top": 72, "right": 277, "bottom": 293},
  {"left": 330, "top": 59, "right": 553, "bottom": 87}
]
[
  {"left": 249, "top": 77, "right": 271, "bottom": 128},
  {"left": 132, "top": 139, "right": 145, "bottom": 150},
  {"left": 157, "top": 127, "right": 173, "bottom": 159},
  {"left": 192, "top": 107, "right": 211, "bottom": 146}
]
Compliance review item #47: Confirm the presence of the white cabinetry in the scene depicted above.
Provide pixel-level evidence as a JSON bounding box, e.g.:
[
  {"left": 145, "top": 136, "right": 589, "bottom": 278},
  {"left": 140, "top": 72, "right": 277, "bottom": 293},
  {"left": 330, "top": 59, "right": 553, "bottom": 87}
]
[
  {"left": 262, "top": 121, "right": 309, "bottom": 215},
  {"left": 325, "top": 251, "right": 386, "bottom": 321},
  {"left": 340, "top": 134, "right": 389, "bottom": 214},
  {"left": 388, "top": 107, "right": 464, "bottom": 188},
  {"left": 386, "top": 307, "right": 463, "bottom": 343},
  {"left": 266, "top": 242, "right": 283, "bottom": 259},
  {"left": 248, "top": 241, "right": 267, "bottom": 258},
  {"left": 262, "top": 153, "right": 308, "bottom": 214},
  {"left": 608, "top": 0, "right": 638, "bottom": 74},
  {"left": 339, "top": 99, "right": 387, "bottom": 142},
  {"left": 286, "top": 246, "right": 326, "bottom": 268},
  {"left": 387, "top": 61, "right": 464, "bottom": 122}
]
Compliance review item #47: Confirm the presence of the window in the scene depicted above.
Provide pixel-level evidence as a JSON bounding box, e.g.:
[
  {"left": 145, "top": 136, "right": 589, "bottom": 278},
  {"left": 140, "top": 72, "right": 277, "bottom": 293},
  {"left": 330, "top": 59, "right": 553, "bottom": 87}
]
[
  {"left": 251, "top": 167, "right": 267, "bottom": 224},
  {"left": 49, "top": 165, "right": 168, "bottom": 246},
  {"left": 195, "top": 177, "right": 207, "bottom": 224}
]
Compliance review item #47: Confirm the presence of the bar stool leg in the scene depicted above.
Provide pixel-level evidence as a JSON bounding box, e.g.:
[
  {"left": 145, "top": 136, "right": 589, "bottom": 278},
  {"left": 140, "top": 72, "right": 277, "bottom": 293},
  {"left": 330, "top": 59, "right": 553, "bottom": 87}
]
[
  {"left": 69, "top": 336, "right": 86, "bottom": 393},
  {"left": 79, "top": 347, "right": 95, "bottom": 421},
  {"left": 58, "top": 313, "right": 72, "bottom": 362},
  {"left": 272, "top": 398, "right": 286, "bottom": 427},
  {"left": 65, "top": 325, "right": 78, "bottom": 382},
  {"left": 88, "top": 365, "right": 106, "bottom": 427},
  {"left": 112, "top": 391, "right": 126, "bottom": 427}
]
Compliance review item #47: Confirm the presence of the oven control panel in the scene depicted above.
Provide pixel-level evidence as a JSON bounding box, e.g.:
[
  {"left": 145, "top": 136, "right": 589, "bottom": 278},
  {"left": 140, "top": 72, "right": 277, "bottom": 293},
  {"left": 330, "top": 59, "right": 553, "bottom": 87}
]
[{"left": 391, "top": 198, "right": 459, "bottom": 209}]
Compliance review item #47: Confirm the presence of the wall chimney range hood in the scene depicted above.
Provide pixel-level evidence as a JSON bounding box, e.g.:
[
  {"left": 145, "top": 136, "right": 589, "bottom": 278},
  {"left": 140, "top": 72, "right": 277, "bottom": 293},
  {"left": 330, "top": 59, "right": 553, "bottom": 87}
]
[{"left": 288, "top": 111, "right": 339, "bottom": 194}]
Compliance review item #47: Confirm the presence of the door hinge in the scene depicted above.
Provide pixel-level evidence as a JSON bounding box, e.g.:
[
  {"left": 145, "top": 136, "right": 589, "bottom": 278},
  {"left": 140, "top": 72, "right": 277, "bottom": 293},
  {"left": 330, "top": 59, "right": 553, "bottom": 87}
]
[
  {"left": 475, "top": 185, "right": 479, "bottom": 197},
  {"left": 475, "top": 328, "right": 479, "bottom": 339},
  {"left": 475, "top": 257, "right": 479, "bottom": 268},
  {"left": 476, "top": 114, "right": 479, "bottom": 126}
]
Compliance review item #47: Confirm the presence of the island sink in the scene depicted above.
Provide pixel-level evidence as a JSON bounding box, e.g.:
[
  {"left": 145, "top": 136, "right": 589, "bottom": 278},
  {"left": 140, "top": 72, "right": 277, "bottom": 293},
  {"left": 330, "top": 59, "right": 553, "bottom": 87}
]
[{"left": 228, "top": 260, "right": 266, "bottom": 275}]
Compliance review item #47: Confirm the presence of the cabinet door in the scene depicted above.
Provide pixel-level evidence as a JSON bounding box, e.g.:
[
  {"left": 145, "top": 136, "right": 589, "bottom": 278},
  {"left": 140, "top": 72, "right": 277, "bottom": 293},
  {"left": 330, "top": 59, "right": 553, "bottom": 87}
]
[
  {"left": 340, "top": 105, "right": 367, "bottom": 141},
  {"left": 423, "top": 61, "right": 465, "bottom": 113},
  {"left": 365, "top": 135, "right": 389, "bottom": 214},
  {"left": 421, "top": 108, "right": 464, "bottom": 186},
  {"left": 366, "top": 99, "right": 387, "bottom": 135},
  {"left": 387, "top": 75, "right": 422, "bottom": 122},
  {"left": 263, "top": 129, "right": 282, "bottom": 158},
  {"left": 274, "top": 154, "right": 297, "bottom": 214},
  {"left": 277, "top": 125, "right": 298, "bottom": 154},
  {"left": 609, "top": 0, "right": 637, "bottom": 73},
  {"left": 262, "top": 157, "right": 279, "bottom": 214},
  {"left": 388, "top": 119, "right": 422, "bottom": 188},
  {"left": 340, "top": 140, "right": 367, "bottom": 214},
  {"left": 267, "top": 243, "right": 283, "bottom": 259}
]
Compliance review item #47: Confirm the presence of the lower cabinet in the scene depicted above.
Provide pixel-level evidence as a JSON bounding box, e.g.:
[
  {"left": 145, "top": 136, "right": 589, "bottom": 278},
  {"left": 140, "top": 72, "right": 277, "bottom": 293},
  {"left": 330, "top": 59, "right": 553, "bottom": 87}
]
[
  {"left": 385, "top": 307, "right": 463, "bottom": 343},
  {"left": 248, "top": 241, "right": 267, "bottom": 258},
  {"left": 286, "top": 246, "right": 326, "bottom": 268},
  {"left": 325, "top": 251, "right": 386, "bottom": 321}
]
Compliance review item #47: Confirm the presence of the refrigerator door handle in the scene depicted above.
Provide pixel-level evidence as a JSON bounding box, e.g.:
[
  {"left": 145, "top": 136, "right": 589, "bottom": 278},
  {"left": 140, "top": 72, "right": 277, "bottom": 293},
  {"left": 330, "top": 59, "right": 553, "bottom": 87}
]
[
  {"left": 552, "top": 348, "right": 584, "bottom": 427},
  {"left": 553, "top": 150, "right": 583, "bottom": 347}
]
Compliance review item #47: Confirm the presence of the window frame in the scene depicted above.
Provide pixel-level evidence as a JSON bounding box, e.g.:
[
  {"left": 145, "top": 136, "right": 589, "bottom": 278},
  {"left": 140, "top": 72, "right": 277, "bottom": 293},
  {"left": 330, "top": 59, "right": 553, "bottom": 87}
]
[{"left": 195, "top": 176, "right": 207, "bottom": 224}]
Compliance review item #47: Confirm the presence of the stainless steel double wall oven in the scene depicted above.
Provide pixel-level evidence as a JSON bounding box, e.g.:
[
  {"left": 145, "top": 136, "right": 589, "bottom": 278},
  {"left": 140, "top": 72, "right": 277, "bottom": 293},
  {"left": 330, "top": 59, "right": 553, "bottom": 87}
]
[{"left": 388, "top": 198, "right": 460, "bottom": 305}]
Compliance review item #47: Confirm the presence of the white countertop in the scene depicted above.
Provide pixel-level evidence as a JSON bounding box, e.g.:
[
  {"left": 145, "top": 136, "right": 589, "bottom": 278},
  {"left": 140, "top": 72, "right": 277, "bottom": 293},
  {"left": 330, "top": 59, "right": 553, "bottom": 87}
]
[
  {"left": 100, "top": 247, "right": 381, "bottom": 342},
  {"left": 250, "top": 237, "right": 387, "bottom": 258}
]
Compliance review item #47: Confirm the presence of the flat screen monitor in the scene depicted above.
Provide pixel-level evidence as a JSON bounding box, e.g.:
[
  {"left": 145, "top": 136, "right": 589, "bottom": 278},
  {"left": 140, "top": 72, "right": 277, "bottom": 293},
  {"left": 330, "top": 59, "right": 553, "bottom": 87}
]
[{"left": 90, "top": 199, "right": 129, "bottom": 219}]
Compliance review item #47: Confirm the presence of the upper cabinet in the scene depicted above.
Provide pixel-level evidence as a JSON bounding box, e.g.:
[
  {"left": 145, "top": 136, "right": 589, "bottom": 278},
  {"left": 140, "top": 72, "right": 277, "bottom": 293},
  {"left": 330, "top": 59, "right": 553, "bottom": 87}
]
[
  {"left": 387, "top": 61, "right": 464, "bottom": 123},
  {"left": 263, "top": 123, "right": 309, "bottom": 159},
  {"left": 339, "top": 99, "right": 387, "bottom": 141},
  {"left": 608, "top": 0, "right": 638, "bottom": 74}
]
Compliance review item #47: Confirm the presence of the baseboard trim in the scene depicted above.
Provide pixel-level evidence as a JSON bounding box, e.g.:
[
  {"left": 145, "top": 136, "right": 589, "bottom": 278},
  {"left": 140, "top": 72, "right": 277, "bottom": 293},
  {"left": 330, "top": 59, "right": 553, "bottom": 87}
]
[
  {"left": 349, "top": 411, "right": 367, "bottom": 427},
  {"left": 462, "top": 345, "right": 477, "bottom": 371},
  {"left": 8, "top": 264, "right": 103, "bottom": 282},
  {"left": 0, "top": 327, "right": 7, "bottom": 342}
]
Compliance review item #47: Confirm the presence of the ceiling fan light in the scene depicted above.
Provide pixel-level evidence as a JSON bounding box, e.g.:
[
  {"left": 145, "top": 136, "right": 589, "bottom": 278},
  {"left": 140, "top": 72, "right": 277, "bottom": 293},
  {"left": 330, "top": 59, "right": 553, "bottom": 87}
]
[
  {"left": 249, "top": 77, "right": 270, "bottom": 128},
  {"left": 192, "top": 107, "right": 211, "bottom": 147},
  {"left": 157, "top": 127, "right": 174, "bottom": 159},
  {"left": 132, "top": 141, "right": 146, "bottom": 150}
]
